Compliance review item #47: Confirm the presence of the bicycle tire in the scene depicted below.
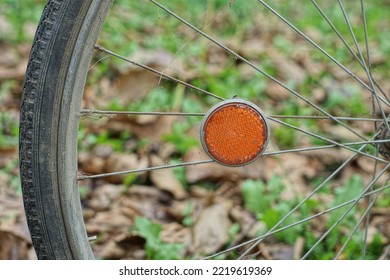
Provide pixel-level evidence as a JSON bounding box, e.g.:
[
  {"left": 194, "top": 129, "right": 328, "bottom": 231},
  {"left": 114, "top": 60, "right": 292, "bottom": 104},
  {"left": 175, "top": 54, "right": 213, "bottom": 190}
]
[
  {"left": 19, "top": 0, "right": 389, "bottom": 260},
  {"left": 20, "top": 0, "right": 113, "bottom": 259}
]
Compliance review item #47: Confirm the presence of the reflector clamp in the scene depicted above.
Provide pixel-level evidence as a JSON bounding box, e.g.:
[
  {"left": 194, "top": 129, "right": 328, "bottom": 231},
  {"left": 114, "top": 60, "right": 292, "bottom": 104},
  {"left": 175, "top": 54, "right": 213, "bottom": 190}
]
[{"left": 200, "top": 99, "right": 270, "bottom": 166}]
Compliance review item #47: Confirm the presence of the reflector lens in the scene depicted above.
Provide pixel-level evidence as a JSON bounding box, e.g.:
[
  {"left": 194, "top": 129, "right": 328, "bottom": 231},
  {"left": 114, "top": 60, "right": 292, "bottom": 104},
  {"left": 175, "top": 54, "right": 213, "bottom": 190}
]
[{"left": 201, "top": 100, "right": 269, "bottom": 166}]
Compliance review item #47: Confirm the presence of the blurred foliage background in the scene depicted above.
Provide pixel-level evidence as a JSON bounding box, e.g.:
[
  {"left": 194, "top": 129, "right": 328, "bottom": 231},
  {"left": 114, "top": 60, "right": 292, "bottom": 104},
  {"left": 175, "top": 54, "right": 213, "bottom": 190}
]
[{"left": 1, "top": 0, "right": 390, "bottom": 259}]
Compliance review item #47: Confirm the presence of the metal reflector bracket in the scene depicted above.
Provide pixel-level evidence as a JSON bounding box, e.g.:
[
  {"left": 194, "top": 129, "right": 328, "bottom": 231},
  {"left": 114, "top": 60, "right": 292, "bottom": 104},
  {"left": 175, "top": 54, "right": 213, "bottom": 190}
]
[{"left": 200, "top": 99, "right": 270, "bottom": 166}]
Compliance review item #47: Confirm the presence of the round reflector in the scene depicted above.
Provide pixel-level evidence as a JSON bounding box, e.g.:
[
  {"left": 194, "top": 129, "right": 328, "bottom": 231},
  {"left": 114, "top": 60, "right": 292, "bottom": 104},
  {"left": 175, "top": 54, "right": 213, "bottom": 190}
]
[{"left": 200, "top": 99, "right": 270, "bottom": 166}]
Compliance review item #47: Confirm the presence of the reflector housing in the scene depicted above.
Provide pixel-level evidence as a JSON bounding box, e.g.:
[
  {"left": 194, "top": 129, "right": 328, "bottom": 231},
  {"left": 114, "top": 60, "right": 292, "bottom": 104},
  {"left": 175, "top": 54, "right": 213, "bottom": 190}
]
[{"left": 200, "top": 99, "right": 270, "bottom": 166}]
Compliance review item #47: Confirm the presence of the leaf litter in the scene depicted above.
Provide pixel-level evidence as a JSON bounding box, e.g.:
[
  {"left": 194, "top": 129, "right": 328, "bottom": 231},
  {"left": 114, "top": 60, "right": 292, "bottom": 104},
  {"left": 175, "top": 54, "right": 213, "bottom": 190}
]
[{"left": 1, "top": 1, "right": 390, "bottom": 260}]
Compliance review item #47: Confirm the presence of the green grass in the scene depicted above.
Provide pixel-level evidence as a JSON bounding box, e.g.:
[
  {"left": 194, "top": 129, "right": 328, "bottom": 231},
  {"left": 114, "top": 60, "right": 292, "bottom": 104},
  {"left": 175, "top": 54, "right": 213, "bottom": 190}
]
[{"left": 241, "top": 174, "right": 389, "bottom": 259}]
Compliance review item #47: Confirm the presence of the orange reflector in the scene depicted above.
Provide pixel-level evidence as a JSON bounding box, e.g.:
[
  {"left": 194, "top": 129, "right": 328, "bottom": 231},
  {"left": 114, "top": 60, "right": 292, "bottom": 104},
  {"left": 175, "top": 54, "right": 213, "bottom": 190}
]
[{"left": 200, "top": 99, "right": 270, "bottom": 166}]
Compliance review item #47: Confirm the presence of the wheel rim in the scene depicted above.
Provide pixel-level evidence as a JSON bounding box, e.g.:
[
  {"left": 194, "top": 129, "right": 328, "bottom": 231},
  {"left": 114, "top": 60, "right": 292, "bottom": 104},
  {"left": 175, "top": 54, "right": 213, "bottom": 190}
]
[{"left": 74, "top": 0, "right": 390, "bottom": 260}]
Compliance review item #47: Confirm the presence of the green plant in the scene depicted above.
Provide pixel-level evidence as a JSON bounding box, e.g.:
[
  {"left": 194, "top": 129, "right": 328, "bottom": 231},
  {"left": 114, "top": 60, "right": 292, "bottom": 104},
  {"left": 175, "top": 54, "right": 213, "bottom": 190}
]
[
  {"left": 171, "top": 159, "right": 189, "bottom": 190},
  {"left": 121, "top": 87, "right": 173, "bottom": 112},
  {"left": 123, "top": 173, "right": 138, "bottom": 189},
  {"left": 181, "top": 202, "right": 194, "bottom": 227},
  {"left": 272, "top": 126, "right": 297, "bottom": 149},
  {"left": 132, "top": 216, "right": 185, "bottom": 260},
  {"left": 241, "top": 179, "right": 268, "bottom": 215},
  {"left": 240, "top": 173, "right": 387, "bottom": 259},
  {"left": 78, "top": 185, "right": 89, "bottom": 200},
  {"left": 324, "top": 83, "right": 368, "bottom": 117},
  {"left": 241, "top": 175, "right": 285, "bottom": 217},
  {"left": 307, "top": 175, "right": 385, "bottom": 259},
  {"left": 163, "top": 121, "right": 198, "bottom": 154},
  {"left": 227, "top": 223, "right": 240, "bottom": 245}
]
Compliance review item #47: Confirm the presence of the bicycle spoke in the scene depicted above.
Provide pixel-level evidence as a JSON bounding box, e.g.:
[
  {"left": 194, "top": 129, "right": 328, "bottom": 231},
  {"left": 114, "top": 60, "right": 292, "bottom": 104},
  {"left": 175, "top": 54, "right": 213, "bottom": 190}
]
[
  {"left": 236, "top": 141, "right": 368, "bottom": 260},
  {"left": 255, "top": 0, "right": 390, "bottom": 109},
  {"left": 361, "top": 0, "right": 371, "bottom": 70},
  {"left": 268, "top": 117, "right": 387, "bottom": 163},
  {"left": 93, "top": 1, "right": 390, "bottom": 259},
  {"left": 313, "top": 0, "right": 390, "bottom": 106},
  {"left": 80, "top": 110, "right": 383, "bottom": 122},
  {"left": 270, "top": 115, "right": 383, "bottom": 122},
  {"left": 311, "top": 0, "right": 364, "bottom": 67},
  {"left": 363, "top": 138, "right": 380, "bottom": 258},
  {"left": 337, "top": 0, "right": 390, "bottom": 130},
  {"left": 362, "top": 1, "right": 390, "bottom": 104},
  {"left": 263, "top": 139, "right": 390, "bottom": 157},
  {"left": 148, "top": 0, "right": 370, "bottom": 141},
  {"left": 311, "top": 0, "right": 390, "bottom": 105},
  {"left": 80, "top": 109, "right": 204, "bottom": 117},
  {"left": 334, "top": 177, "right": 389, "bottom": 259},
  {"left": 205, "top": 182, "right": 390, "bottom": 260},
  {"left": 77, "top": 159, "right": 214, "bottom": 180},
  {"left": 94, "top": 44, "right": 224, "bottom": 101},
  {"left": 374, "top": 79, "right": 390, "bottom": 103},
  {"left": 361, "top": 0, "right": 383, "bottom": 257},
  {"left": 301, "top": 163, "right": 390, "bottom": 259},
  {"left": 338, "top": 0, "right": 368, "bottom": 72}
]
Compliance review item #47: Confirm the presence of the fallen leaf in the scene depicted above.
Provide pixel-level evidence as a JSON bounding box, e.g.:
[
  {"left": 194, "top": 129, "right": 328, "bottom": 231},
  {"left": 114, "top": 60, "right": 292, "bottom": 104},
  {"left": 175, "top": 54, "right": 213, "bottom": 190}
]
[
  {"left": 150, "top": 155, "right": 187, "bottom": 199},
  {"left": 104, "top": 153, "right": 148, "bottom": 184},
  {"left": 88, "top": 184, "right": 125, "bottom": 211},
  {"left": 112, "top": 69, "right": 159, "bottom": 104},
  {"left": 192, "top": 201, "right": 232, "bottom": 256},
  {"left": 268, "top": 244, "right": 295, "bottom": 260},
  {"left": 161, "top": 222, "right": 191, "bottom": 249},
  {"left": 121, "top": 185, "right": 173, "bottom": 221},
  {"left": 0, "top": 230, "right": 31, "bottom": 260},
  {"left": 106, "top": 116, "right": 176, "bottom": 144}
]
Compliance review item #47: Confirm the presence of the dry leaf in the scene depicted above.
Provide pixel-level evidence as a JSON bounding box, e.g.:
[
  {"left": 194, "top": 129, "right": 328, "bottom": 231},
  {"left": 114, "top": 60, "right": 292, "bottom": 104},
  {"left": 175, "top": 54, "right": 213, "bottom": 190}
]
[
  {"left": 192, "top": 201, "right": 232, "bottom": 255},
  {"left": 150, "top": 155, "right": 187, "bottom": 199},
  {"left": 104, "top": 153, "right": 148, "bottom": 184}
]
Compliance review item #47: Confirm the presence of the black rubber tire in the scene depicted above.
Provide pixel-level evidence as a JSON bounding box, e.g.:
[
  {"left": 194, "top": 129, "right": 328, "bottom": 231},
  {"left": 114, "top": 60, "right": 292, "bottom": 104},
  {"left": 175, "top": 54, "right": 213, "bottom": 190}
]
[{"left": 19, "top": 0, "right": 113, "bottom": 259}]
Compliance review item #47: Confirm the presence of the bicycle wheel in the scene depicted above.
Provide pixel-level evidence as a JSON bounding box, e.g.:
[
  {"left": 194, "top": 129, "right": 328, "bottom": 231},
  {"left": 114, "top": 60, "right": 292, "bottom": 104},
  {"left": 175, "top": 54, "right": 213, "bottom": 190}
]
[
  {"left": 20, "top": 0, "right": 390, "bottom": 260},
  {"left": 20, "top": 0, "right": 113, "bottom": 259}
]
